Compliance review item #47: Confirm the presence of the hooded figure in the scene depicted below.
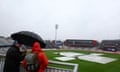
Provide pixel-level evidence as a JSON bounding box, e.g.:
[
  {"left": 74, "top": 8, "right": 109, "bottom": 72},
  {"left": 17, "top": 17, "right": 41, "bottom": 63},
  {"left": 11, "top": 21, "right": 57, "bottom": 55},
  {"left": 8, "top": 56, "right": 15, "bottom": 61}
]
[{"left": 22, "top": 42, "right": 48, "bottom": 72}]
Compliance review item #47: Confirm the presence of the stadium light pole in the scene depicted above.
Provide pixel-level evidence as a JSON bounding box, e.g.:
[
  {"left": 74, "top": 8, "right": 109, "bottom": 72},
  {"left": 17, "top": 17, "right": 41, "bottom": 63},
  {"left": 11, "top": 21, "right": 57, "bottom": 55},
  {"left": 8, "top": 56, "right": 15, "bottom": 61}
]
[{"left": 55, "top": 24, "right": 58, "bottom": 46}]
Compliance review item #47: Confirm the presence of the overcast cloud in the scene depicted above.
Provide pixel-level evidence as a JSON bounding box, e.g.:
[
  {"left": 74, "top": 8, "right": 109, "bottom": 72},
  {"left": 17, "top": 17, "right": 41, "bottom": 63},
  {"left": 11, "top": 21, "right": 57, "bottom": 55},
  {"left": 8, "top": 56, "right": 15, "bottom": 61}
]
[{"left": 0, "top": 0, "right": 120, "bottom": 41}]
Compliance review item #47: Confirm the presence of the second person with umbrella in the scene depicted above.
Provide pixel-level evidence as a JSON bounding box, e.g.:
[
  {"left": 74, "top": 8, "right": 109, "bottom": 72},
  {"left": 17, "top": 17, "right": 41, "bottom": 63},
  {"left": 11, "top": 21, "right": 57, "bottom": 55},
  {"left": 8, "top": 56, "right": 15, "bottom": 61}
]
[{"left": 22, "top": 42, "right": 48, "bottom": 72}]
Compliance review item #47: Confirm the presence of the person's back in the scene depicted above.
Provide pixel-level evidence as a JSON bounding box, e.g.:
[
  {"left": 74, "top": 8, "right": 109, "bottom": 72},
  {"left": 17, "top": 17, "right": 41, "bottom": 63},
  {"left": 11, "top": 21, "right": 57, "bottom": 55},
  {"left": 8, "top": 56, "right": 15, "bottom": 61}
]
[
  {"left": 22, "top": 42, "right": 48, "bottom": 72},
  {"left": 25, "top": 52, "right": 39, "bottom": 72}
]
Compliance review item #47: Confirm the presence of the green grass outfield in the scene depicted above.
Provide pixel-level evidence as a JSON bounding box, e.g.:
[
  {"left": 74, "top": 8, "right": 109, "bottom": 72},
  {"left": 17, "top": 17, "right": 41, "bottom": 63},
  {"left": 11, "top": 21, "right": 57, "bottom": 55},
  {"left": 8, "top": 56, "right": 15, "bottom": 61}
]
[{"left": 44, "top": 50, "right": 120, "bottom": 72}]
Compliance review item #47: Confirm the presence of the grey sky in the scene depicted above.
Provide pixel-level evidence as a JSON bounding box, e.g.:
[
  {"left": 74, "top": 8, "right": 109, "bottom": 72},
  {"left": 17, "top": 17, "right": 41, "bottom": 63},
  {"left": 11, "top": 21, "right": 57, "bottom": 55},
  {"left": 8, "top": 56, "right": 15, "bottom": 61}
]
[{"left": 0, "top": 0, "right": 120, "bottom": 41}]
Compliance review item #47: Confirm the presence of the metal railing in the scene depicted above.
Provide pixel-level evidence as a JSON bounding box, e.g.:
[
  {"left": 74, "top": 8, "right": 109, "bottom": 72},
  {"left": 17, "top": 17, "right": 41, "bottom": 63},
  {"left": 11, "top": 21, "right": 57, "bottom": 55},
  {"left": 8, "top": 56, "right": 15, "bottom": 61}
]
[
  {"left": 48, "top": 60, "right": 78, "bottom": 72},
  {"left": 0, "top": 57, "right": 78, "bottom": 72},
  {"left": 0, "top": 47, "right": 78, "bottom": 72},
  {"left": 0, "top": 55, "right": 4, "bottom": 72}
]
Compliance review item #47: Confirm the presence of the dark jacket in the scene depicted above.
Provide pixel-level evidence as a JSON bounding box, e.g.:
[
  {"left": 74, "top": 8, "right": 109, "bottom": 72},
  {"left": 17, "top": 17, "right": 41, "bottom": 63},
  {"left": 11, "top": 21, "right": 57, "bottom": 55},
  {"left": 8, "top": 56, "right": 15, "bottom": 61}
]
[
  {"left": 22, "top": 42, "right": 48, "bottom": 72},
  {"left": 3, "top": 45, "right": 25, "bottom": 72}
]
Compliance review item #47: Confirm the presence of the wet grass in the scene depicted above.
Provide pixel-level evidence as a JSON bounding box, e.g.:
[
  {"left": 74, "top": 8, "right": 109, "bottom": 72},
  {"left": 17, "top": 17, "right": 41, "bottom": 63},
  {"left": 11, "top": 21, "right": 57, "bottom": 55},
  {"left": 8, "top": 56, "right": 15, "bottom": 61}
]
[{"left": 44, "top": 50, "right": 120, "bottom": 72}]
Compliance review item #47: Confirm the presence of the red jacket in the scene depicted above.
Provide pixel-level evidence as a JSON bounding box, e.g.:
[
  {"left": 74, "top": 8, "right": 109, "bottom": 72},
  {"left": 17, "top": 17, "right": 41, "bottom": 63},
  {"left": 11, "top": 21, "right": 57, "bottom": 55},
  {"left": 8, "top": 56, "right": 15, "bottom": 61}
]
[{"left": 22, "top": 42, "right": 48, "bottom": 72}]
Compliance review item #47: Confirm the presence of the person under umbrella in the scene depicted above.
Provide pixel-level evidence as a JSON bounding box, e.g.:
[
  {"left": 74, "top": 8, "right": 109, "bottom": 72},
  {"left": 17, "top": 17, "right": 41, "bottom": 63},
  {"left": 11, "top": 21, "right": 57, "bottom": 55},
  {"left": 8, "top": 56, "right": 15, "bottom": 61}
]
[
  {"left": 3, "top": 41, "right": 27, "bottom": 72},
  {"left": 22, "top": 42, "right": 48, "bottom": 72}
]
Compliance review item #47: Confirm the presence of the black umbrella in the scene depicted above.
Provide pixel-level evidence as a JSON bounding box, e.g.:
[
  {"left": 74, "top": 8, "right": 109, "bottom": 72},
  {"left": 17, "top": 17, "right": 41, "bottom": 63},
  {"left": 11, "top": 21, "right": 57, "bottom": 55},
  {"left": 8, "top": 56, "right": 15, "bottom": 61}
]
[{"left": 11, "top": 31, "right": 46, "bottom": 48}]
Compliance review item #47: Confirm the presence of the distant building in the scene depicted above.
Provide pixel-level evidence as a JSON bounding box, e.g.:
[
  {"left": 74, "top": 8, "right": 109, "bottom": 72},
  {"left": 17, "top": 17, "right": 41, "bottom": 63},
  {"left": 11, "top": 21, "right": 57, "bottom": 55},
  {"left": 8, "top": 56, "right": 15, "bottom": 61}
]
[{"left": 99, "top": 40, "right": 120, "bottom": 52}]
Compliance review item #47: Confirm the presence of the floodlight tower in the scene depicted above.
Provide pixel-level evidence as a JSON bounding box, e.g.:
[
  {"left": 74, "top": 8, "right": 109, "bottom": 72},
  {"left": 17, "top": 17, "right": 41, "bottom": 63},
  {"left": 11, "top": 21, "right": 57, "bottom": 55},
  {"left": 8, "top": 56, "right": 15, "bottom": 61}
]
[{"left": 55, "top": 24, "right": 58, "bottom": 46}]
